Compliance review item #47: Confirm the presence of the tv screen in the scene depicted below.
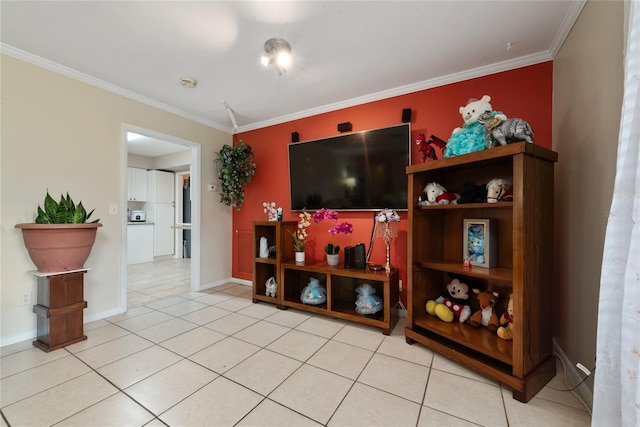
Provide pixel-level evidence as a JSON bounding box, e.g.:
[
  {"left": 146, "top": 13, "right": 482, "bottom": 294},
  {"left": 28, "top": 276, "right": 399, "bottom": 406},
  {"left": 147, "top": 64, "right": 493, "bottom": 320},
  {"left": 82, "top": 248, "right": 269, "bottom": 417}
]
[{"left": 288, "top": 123, "right": 410, "bottom": 211}]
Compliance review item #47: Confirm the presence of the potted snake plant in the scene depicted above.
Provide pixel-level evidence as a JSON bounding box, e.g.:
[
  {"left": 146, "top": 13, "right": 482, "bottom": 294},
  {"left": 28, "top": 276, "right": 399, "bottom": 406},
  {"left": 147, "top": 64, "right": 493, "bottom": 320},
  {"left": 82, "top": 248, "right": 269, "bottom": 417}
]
[{"left": 15, "top": 191, "right": 102, "bottom": 273}]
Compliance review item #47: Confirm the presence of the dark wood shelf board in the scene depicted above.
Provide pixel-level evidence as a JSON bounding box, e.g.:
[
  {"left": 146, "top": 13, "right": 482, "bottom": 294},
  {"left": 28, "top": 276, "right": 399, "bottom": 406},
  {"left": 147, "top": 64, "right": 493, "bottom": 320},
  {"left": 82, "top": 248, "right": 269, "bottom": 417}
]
[
  {"left": 412, "top": 315, "right": 512, "bottom": 365},
  {"left": 417, "top": 202, "right": 513, "bottom": 210},
  {"left": 418, "top": 261, "right": 513, "bottom": 282},
  {"left": 406, "top": 142, "right": 557, "bottom": 175}
]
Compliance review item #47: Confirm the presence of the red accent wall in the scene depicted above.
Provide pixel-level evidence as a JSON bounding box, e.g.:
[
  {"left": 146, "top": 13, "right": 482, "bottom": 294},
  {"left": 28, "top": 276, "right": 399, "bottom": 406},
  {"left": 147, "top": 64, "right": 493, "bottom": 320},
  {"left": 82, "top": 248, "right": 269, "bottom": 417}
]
[{"left": 232, "top": 62, "right": 553, "bottom": 305}]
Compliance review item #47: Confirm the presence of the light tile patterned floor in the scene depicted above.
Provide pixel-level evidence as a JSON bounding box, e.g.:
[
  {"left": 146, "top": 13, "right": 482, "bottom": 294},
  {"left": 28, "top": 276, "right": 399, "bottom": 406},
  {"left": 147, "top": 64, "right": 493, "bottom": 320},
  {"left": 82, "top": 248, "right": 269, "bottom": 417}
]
[
  {"left": 0, "top": 262, "right": 592, "bottom": 426},
  {"left": 127, "top": 258, "right": 191, "bottom": 309}
]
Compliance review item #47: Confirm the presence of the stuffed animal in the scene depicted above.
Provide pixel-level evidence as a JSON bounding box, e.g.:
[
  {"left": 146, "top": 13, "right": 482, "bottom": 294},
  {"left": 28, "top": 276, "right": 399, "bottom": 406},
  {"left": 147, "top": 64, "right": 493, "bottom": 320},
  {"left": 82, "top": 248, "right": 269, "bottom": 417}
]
[
  {"left": 425, "top": 279, "right": 472, "bottom": 323},
  {"left": 420, "top": 182, "right": 460, "bottom": 206},
  {"left": 265, "top": 276, "right": 277, "bottom": 297},
  {"left": 458, "top": 180, "right": 488, "bottom": 204},
  {"left": 417, "top": 134, "right": 447, "bottom": 162},
  {"left": 468, "top": 289, "right": 500, "bottom": 331},
  {"left": 300, "top": 277, "right": 326, "bottom": 305},
  {"left": 416, "top": 133, "right": 430, "bottom": 162},
  {"left": 355, "top": 283, "right": 383, "bottom": 315},
  {"left": 486, "top": 178, "right": 513, "bottom": 203},
  {"left": 497, "top": 293, "right": 514, "bottom": 340},
  {"left": 444, "top": 95, "right": 506, "bottom": 158},
  {"left": 480, "top": 115, "right": 534, "bottom": 146}
]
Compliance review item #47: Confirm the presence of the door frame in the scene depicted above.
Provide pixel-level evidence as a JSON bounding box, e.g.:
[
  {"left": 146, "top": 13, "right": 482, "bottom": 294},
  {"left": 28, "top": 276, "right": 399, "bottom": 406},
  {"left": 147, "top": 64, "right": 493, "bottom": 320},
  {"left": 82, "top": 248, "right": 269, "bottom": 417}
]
[
  {"left": 121, "top": 124, "right": 201, "bottom": 312},
  {"left": 175, "top": 171, "right": 191, "bottom": 257}
]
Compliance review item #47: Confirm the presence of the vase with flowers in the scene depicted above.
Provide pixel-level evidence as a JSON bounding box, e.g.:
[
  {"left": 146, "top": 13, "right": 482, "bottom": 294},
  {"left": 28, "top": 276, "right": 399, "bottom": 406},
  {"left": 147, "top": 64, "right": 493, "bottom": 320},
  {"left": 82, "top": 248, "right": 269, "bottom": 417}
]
[
  {"left": 288, "top": 210, "right": 311, "bottom": 263},
  {"left": 312, "top": 208, "right": 353, "bottom": 266},
  {"left": 375, "top": 208, "right": 401, "bottom": 273},
  {"left": 263, "top": 201, "right": 279, "bottom": 221}
]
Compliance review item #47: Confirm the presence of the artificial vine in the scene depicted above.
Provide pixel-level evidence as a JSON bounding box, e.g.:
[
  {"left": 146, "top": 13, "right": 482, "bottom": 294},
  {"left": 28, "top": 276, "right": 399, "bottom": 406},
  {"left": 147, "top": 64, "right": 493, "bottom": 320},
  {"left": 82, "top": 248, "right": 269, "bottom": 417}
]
[{"left": 214, "top": 140, "right": 256, "bottom": 209}]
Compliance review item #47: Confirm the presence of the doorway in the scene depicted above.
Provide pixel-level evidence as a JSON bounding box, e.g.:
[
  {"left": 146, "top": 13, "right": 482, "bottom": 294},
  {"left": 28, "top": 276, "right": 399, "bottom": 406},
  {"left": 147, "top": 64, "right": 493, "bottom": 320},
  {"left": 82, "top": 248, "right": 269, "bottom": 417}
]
[{"left": 121, "top": 124, "right": 201, "bottom": 311}]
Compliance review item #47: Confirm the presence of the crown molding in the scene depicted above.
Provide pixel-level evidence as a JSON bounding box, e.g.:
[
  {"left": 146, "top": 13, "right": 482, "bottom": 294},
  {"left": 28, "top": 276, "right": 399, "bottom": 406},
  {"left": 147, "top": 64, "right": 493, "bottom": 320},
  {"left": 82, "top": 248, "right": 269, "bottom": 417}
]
[
  {"left": 238, "top": 50, "right": 554, "bottom": 133},
  {"left": 0, "top": 44, "right": 234, "bottom": 134},
  {"left": 549, "top": 0, "right": 587, "bottom": 58},
  {"left": 2, "top": 42, "right": 561, "bottom": 136}
]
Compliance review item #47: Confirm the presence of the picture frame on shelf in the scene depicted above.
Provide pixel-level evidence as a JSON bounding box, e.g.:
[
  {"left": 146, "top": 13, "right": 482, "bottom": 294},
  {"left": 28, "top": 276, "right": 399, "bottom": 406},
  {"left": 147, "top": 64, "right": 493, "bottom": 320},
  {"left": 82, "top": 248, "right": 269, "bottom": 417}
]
[{"left": 463, "top": 219, "right": 497, "bottom": 268}]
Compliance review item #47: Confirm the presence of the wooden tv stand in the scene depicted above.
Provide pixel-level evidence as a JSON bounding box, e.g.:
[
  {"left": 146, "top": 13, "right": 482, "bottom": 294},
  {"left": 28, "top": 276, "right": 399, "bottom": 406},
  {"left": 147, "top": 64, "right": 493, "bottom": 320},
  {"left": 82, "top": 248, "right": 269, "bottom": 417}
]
[{"left": 280, "top": 261, "right": 399, "bottom": 335}]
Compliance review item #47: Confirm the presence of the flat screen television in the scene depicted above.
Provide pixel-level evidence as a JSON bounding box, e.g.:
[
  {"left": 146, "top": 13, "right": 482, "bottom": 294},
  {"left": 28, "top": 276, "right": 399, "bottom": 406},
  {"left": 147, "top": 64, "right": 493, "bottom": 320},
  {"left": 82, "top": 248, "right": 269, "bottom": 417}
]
[{"left": 288, "top": 123, "right": 410, "bottom": 211}]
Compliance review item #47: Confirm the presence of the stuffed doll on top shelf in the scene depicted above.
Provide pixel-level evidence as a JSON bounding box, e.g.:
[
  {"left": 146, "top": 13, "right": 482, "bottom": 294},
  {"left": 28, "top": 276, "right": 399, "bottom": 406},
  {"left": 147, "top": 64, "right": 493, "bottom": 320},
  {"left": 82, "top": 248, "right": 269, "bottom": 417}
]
[{"left": 444, "top": 95, "right": 506, "bottom": 158}]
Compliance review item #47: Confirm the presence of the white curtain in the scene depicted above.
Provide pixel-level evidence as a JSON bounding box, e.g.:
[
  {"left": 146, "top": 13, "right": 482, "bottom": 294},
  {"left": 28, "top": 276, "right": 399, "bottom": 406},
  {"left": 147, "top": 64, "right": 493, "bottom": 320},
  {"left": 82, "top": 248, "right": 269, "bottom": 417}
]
[{"left": 592, "top": 1, "right": 640, "bottom": 425}]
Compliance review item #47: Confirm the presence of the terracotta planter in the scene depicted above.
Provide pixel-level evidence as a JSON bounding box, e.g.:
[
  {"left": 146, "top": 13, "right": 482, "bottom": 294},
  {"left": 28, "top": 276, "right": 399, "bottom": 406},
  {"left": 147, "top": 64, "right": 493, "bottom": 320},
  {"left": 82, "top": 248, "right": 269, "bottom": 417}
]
[{"left": 15, "top": 223, "right": 102, "bottom": 273}]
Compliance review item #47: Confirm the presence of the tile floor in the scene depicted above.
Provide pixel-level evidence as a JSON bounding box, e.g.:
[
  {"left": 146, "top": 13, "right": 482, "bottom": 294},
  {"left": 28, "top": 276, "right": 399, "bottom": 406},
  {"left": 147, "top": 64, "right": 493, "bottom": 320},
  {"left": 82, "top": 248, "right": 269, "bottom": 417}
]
[
  {"left": 127, "top": 259, "right": 191, "bottom": 309},
  {"left": 1, "top": 274, "right": 591, "bottom": 426}
]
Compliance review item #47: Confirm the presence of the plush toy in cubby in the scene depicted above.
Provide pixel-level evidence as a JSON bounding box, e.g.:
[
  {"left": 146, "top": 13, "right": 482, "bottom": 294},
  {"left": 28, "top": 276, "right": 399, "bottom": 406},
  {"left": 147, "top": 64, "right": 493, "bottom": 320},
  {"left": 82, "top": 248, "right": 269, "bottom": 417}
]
[
  {"left": 300, "top": 277, "right": 326, "bottom": 305},
  {"left": 458, "top": 180, "right": 488, "bottom": 204},
  {"left": 497, "top": 293, "right": 514, "bottom": 340},
  {"left": 468, "top": 289, "right": 500, "bottom": 331},
  {"left": 355, "top": 283, "right": 383, "bottom": 315},
  {"left": 425, "top": 278, "right": 472, "bottom": 323},
  {"left": 418, "top": 182, "right": 460, "bottom": 206},
  {"left": 486, "top": 178, "right": 513, "bottom": 203}
]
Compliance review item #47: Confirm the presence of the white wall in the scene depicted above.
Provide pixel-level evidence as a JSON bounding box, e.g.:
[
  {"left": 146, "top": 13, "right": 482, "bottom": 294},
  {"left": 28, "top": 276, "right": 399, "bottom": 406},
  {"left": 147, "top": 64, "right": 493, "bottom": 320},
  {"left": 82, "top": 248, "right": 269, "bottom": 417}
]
[
  {"left": 553, "top": 0, "right": 623, "bottom": 405},
  {"left": 0, "top": 54, "right": 233, "bottom": 345},
  {"left": 153, "top": 150, "right": 191, "bottom": 171}
]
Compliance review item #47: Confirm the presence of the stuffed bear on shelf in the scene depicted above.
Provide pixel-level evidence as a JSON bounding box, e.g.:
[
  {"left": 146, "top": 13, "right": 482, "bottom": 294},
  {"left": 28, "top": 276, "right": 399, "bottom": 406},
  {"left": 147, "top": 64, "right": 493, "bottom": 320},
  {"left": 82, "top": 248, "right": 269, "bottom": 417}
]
[
  {"left": 497, "top": 293, "right": 514, "bottom": 340},
  {"left": 444, "top": 95, "right": 506, "bottom": 158}
]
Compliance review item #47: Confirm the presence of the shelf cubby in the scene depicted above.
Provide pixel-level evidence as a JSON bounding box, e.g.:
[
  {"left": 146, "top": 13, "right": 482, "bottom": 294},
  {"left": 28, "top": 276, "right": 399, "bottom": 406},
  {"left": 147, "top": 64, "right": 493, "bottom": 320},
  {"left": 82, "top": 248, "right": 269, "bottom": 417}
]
[
  {"left": 252, "top": 221, "right": 297, "bottom": 307},
  {"left": 281, "top": 261, "right": 399, "bottom": 334}
]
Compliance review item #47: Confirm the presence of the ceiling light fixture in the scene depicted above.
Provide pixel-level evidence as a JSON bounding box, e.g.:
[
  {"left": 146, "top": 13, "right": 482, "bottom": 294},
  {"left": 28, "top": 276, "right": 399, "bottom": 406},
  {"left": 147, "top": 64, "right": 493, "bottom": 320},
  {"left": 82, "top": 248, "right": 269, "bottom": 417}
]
[{"left": 260, "top": 38, "right": 292, "bottom": 76}]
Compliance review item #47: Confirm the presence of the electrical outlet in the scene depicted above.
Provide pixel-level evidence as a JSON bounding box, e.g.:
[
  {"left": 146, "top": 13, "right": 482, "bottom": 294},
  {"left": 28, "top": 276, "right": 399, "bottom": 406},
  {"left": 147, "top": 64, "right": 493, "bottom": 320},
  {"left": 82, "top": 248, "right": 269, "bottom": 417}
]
[
  {"left": 399, "top": 279, "right": 403, "bottom": 293},
  {"left": 20, "top": 291, "right": 32, "bottom": 306},
  {"left": 208, "top": 184, "right": 219, "bottom": 192}
]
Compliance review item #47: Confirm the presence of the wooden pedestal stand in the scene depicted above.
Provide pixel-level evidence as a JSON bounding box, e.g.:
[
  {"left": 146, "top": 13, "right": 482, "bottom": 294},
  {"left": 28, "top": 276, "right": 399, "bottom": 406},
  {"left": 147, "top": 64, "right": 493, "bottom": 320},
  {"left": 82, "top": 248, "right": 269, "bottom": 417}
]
[{"left": 31, "top": 269, "right": 88, "bottom": 352}]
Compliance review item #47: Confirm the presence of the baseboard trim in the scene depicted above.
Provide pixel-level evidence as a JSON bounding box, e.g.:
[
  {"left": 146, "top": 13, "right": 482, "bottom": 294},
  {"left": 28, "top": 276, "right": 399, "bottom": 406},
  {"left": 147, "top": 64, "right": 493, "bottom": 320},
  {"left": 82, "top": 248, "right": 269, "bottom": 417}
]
[{"left": 198, "top": 277, "right": 251, "bottom": 291}]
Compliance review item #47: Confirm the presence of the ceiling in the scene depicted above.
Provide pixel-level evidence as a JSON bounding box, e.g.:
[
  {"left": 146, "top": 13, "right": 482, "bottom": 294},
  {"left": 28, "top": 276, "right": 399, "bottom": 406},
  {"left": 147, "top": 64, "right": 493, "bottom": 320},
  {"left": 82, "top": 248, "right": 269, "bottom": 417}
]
[
  {"left": 126, "top": 132, "right": 190, "bottom": 157},
  {"left": 2, "top": 1, "right": 585, "bottom": 142}
]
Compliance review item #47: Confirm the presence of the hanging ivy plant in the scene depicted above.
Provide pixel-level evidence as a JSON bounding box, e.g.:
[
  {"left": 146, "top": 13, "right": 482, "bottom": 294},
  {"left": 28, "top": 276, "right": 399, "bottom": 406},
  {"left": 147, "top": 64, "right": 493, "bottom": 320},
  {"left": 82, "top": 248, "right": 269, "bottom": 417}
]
[{"left": 214, "top": 140, "right": 256, "bottom": 209}]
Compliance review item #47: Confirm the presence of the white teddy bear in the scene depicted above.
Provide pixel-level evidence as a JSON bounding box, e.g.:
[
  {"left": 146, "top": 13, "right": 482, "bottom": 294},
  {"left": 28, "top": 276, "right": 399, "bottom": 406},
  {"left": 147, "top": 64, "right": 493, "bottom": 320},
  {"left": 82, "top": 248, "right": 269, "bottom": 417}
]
[{"left": 444, "top": 95, "right": 507, "bottom": 158}]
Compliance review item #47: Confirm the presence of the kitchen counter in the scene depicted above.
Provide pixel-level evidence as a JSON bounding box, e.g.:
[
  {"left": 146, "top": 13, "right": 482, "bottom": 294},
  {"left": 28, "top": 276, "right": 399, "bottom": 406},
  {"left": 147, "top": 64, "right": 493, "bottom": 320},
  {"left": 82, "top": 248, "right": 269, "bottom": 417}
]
[{"left": 127, "top": 223, "right": 154, "bottom": 264}]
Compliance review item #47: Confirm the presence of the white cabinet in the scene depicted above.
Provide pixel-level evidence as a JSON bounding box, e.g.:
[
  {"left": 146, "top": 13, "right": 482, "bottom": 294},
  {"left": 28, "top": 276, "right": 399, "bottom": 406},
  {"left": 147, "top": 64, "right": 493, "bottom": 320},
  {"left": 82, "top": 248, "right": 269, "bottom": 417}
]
[
  {"left": 127, "top": 224, "right": 154, "bottom": 264},
  {"left": 147, "top": 170, "right": 175, "bottom": 257},
  {"left": 153, "top": 204, "right": 175, "bottom": 256},
  {"left": 127, "top": 167, "right": 147, "bottom": 201}
]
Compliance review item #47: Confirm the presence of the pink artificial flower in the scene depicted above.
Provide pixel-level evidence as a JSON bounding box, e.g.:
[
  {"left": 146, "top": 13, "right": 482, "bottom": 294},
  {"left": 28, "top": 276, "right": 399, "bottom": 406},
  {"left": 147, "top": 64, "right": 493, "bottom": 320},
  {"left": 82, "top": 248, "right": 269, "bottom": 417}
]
[
  {"left": 312, "top": 208, "right": 339, "bottom": 223},
  {"left": 329, "top": 222, "right": 353, "bottom": 235},
  {"left": 312, "top": 208, "right": 354, "bottom": 254}
]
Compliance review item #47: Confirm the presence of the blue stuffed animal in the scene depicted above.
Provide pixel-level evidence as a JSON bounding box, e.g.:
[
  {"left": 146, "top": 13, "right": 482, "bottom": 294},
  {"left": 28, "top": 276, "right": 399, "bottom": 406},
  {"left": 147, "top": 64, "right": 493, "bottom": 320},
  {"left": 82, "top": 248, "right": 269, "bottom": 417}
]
[
  {"left": 444, "top": 95, "right": 506, "bottom": 158},
  {"left": 300, "top": 277, "right": 326, "bottom": 305}
]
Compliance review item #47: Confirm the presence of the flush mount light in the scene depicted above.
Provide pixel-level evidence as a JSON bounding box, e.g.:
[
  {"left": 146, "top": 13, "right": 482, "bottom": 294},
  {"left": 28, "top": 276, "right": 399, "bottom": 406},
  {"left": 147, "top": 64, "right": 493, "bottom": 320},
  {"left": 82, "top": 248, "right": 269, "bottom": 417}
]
[
  {"left": 179, "top": 76, "right": 198, "bottom": 88},
  {"left": 260, "top": 38, "right": 292, "bottom": 75}
]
